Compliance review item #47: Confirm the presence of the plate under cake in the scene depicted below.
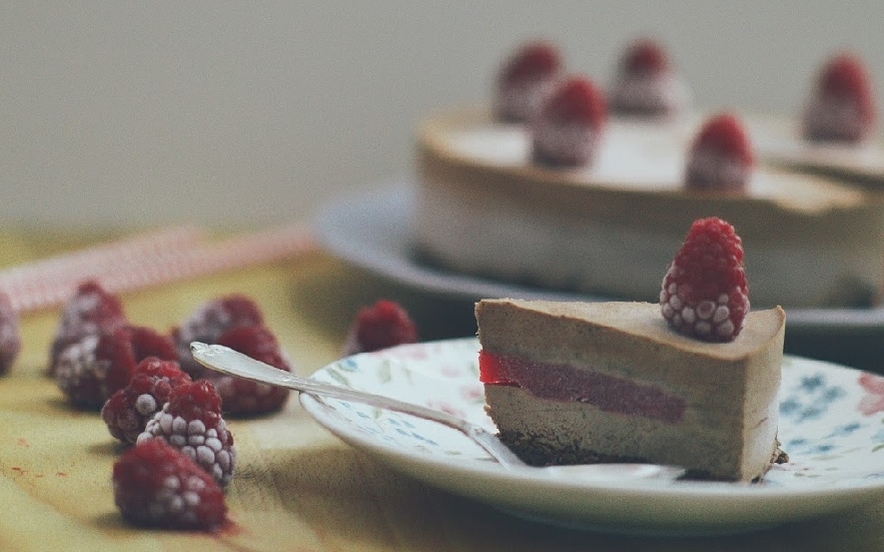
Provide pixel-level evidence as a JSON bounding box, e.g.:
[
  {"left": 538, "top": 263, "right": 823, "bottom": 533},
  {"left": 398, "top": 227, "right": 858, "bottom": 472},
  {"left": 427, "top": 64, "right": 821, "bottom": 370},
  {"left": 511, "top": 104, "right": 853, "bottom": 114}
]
[
  {"left": 414, "top": 108, "right": 884, "bottom": 309},
  {"left": 475, "top": 298, "right": 786, "bottom": 482}
]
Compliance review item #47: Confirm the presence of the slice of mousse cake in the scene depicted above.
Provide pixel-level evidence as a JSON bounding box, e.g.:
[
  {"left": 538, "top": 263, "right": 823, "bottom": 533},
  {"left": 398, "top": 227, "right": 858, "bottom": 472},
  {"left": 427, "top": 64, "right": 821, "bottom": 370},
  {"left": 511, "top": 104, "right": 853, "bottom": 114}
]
[{"left": 475, "top": 217, "right": 787, "bottom": 481}]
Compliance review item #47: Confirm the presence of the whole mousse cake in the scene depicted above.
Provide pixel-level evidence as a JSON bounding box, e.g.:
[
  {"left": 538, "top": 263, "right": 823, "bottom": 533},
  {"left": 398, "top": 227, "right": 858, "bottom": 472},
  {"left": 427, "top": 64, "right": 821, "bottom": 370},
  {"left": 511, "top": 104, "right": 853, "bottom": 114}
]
[
  {"left": 475, "top": 217, "right": 787, "bottom": 481},
  {"left": 415, "top": 40, "right": 884, "bottom": 309}
]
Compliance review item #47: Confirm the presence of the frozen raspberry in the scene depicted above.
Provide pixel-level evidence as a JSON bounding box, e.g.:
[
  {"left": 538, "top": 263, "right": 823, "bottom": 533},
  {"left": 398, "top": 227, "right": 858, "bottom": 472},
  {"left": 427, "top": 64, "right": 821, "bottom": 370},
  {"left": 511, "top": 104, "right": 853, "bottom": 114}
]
[
  {"left": 113, "top": 439, "right": 227, "bottom": 530},
  {"left": 530, "top": 75, "right": 607, "bottom": 167},
  {"left": 494, "top": 40, "right": 563, "bottom": 122},
  {"left": 48, "top": 280, "right": 127, "bottom": 375},
  {"left": 102, "top": 357, "right": 192, "bottom": 444},
  {"left": 173, "top": 294, "right": 264, "bottom": 378},
  {"left": 610, "top": 38, "right": 682, "bottom": 116},
  {"left": 660, "top": 217, "right": 749, "bottom": 342},
  {"left": 0, "top": 292, "right": 21, "bottom": 375},
  {"left": 803, "top": 52, "right": 876, "bottom": 143},
  {"left": 684, "top": 113, "right": 754, "bottom": 192},
  {"left": 138, "top": 379, "right": 236, "bottom": 485},
  {"left": 55, "top": 325, "right": 178, "bottom": 409},
  {"left": 207, "top": 325, "right": 291, "bottom": 416},
  {"left": 342, "top": 299, "right": 418, "bottom": 356}
]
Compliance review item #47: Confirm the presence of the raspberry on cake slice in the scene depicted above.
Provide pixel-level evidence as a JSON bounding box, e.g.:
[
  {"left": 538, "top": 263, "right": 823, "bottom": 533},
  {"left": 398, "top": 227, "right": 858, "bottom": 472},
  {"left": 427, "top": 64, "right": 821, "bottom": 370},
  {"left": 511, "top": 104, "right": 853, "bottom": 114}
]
[
  {"left": 137, "top": 379, "right": 236, "bottom": 485},
  {"left": 660, "top": 217, "right": 749, "bottom": 341},
  {"left": 684, "top": 113, "right": 754, "bottom": 192},
  {"left": 494, "top": 40, "right": 563, "bottom": 123},
  {"left": 113, "top": 439, "right": 228, "bottom": 530},
  {"left": 530, "top": 75, "right": 607, "bottom": 167},
  {"left": 609, "top": 38, "right": 686, "bottom": 117},
  {"left": 803, "top": 52, "right": 876, "bottom": 143}
]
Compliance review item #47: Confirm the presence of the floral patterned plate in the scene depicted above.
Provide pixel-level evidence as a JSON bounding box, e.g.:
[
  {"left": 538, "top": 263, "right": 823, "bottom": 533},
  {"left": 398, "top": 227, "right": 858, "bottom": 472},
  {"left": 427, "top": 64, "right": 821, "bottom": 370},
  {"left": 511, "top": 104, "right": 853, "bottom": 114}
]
[{"left": 299, "top": 338, "right": 884, "bottom": 536}]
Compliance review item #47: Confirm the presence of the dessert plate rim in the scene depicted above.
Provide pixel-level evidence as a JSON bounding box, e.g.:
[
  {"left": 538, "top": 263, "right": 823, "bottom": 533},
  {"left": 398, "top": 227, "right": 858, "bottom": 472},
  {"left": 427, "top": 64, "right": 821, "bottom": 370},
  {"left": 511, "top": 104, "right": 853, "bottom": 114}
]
[
  {"left": 314, "top": 183, "right": 884, "bottom": 336},
  {"left": 299, "top": 337, "right": 884, "bottom": 536}
]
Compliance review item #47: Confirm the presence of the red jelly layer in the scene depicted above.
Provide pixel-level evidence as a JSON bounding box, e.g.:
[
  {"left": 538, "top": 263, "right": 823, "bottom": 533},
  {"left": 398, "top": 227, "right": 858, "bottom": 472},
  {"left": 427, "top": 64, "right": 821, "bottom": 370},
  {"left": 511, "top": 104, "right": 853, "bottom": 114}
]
[{"left": 479, "top": 349, "right": 685, "bottom": 423}]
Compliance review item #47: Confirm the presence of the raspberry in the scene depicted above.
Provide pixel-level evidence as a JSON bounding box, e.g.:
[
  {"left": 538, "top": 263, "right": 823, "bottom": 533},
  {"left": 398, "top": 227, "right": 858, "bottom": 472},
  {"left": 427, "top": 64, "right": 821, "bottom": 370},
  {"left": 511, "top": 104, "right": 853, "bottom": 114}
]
[
  {"left": 0, "top": 292, "right": 21, "bottom": 375},
  {"left": 55, "top": 325, "right": 178, "bottom": 409},
  {"left": 610, "top": 38, "right": 680, "bottom": 116},
  {"left": 684, "top": 113, "right": 754, "bottom": 192},
  {"left": 494, "top": 40, "right": 563, "bottom": 123},
  {"left": 530, "top": 75, "right": 607, "bottom": 167},
  {"left": 342, "top": 299, "right": 418, "bottom": 356},
  {"left": 102, "top": 357, "right": 192, "bottom": 444},
  {"left": 113, "top": 439, "right": 227, "bottom": 530},
  {"left": 803, "top": 52, "right": 876, "bottom": 142},
  {"left": 48, "top": 280, "right": 127, "bottom": 375},
  {"left": 207, "top": 325, "right": 292, "bottom": 416},
  {"left": 138, "top": 380, "right": 236, "bottom": 485},
  {"left": 173, "top": 294, "right": 264, "bottom": 378},
  {"left": 660, "top": 217, "right": 749, "bottom": 342}
]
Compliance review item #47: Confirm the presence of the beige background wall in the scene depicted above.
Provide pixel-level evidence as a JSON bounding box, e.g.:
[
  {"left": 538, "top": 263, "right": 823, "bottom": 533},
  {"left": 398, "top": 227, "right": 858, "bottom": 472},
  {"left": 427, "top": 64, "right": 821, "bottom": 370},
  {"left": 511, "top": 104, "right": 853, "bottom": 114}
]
[{"left": 2, "top": 2, "right": 882, "bottom": 229}]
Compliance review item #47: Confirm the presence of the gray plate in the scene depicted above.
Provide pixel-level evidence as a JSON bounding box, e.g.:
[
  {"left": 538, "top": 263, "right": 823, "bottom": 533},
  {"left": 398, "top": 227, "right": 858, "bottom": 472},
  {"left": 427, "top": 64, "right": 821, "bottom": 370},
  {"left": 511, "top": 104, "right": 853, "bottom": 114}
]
[{"left": 314, "top": 183, "right": 884, "bottom": 337}]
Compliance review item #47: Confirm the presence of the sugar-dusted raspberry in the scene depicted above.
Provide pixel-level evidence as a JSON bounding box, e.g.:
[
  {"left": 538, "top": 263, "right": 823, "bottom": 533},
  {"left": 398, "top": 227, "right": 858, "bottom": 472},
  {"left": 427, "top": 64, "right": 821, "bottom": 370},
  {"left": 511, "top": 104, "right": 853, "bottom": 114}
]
[
  {"left": 173, "top": 294, "right": 264, "bottom": 378},
  {"left": 684, "top": 113, "right": 754, "bottom": 192},
  {"left": 207, "top": 325, "right": 292, "bottom": 416},
  {"left": 660, "top": 217, "right": 749, "bottom": 342},
  {"left": 113, "top": 439, "right": 227, "bottom": 530},
  {"left": 102, "top": 357, "right": 192, "bottom": 444},
  {"left": 610, "top": 38, "right": 682, "bottom": 116},
  {"left": 48, "top": 280, "right": 127, "bottom": 375},
  {"left": 803, "top": 52, "right": 876, "bottom": 143},
  {"left": 530, "top": 75, "right": 607, "bottom": 167},
  {"left": 342, "top": 299, "right": 418, "bottom": 356},
  {"left": 138, "top": 380, "right": 236, "bottom": 485},
  {"left": 494, "top": 40, "right": 563, "bottom": 123},
  {"left": 55, "top": 325, "right": 178, "bottom": 409},
  {"left": 0, "top": 292, "right": 21, "bottom": 375}
]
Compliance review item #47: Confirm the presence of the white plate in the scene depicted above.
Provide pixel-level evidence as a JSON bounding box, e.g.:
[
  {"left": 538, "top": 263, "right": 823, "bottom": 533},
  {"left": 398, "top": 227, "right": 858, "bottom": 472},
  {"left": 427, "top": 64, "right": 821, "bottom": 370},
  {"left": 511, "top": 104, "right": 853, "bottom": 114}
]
[
  {"left": 314, "top": 185, "right": 884, "bottom": 336},
  {"left": 300, "top": 338, "right": 884, "bottom": 536}
]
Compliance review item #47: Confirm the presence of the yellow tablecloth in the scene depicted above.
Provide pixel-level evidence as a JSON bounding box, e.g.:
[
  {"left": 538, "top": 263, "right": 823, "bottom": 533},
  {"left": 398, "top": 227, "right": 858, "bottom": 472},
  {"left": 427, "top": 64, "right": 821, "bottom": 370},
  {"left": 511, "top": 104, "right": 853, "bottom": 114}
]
[{"left": 1, "top": 232, "right": 883, "bottom": 551}]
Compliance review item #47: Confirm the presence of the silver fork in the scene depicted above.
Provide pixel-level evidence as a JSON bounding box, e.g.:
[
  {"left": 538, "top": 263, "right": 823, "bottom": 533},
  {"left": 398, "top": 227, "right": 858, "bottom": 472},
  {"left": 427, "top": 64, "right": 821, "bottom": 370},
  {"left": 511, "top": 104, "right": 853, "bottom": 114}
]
[{"left": 190, "top": 342, "right": 685, "bottom": 481}]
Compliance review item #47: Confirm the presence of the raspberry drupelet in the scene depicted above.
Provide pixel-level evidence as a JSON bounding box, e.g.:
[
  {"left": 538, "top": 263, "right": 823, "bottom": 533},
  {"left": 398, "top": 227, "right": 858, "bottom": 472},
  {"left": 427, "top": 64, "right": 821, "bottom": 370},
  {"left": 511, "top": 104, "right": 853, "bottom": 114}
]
[
  {"left": 172, "top": 294, "right": 264, "bottom": 378},
  {"left": 55, "top": 325, "right": 178, "bottom": 409},
  {"left": 102, "top": 357, "right": 193, "bottom": 444},
  {"left": 660, "top": 217, "right": 749, "bottom": 342},
  {"left": 137, "top": 379, "right": 236, "bottom": 486},
  {"left": 113, "top": 439, "right": 228, "bottom": 530}
]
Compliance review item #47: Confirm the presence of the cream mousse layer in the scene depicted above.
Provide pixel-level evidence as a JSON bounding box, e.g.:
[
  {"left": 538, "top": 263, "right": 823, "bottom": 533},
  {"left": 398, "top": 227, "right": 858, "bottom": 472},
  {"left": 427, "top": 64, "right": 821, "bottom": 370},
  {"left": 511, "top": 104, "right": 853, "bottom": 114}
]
[
  {"left": 415, "top": 108, "right": 884, "bottom": 308},
  {"left": 475, "top": 299, "right": 786, "bottom": 482}
]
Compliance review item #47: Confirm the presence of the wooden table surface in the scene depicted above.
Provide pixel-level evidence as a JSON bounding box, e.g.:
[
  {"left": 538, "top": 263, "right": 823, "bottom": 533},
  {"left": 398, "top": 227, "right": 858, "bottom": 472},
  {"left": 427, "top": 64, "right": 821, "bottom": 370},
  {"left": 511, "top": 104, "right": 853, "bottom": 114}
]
[{"left": 2, "top": 231, "right": 884, "bottom": 552}]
